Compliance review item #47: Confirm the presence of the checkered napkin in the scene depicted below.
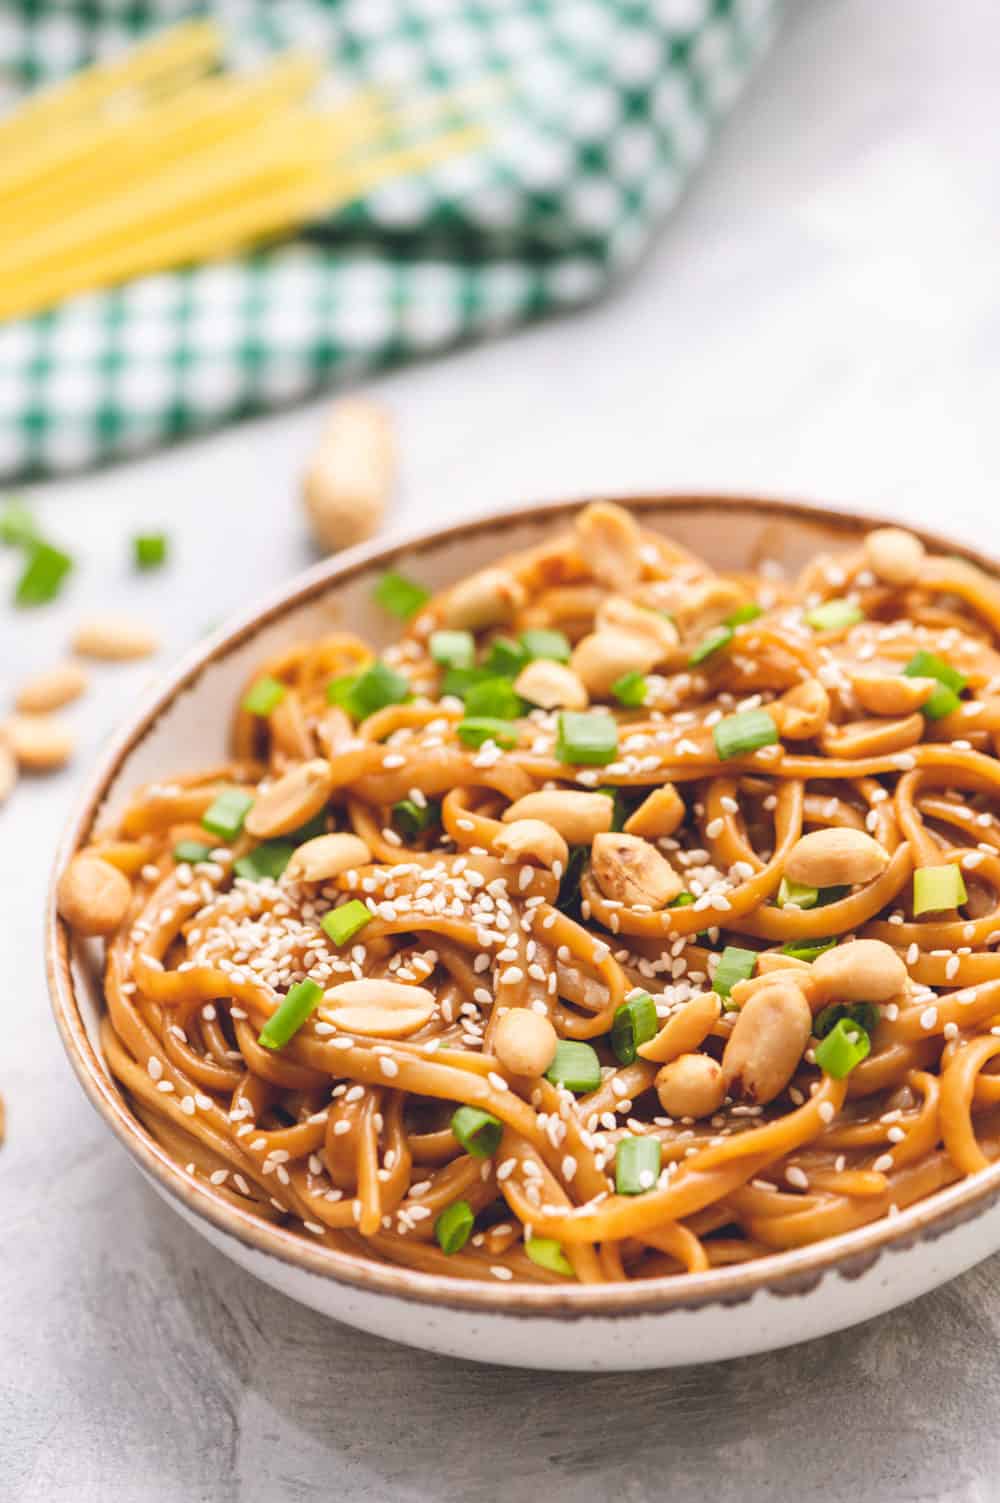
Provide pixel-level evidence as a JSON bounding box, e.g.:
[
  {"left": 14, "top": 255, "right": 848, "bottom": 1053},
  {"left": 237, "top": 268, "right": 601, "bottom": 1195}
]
[{"left": 0, "top": 0, "right": 779, "bottom": 481}]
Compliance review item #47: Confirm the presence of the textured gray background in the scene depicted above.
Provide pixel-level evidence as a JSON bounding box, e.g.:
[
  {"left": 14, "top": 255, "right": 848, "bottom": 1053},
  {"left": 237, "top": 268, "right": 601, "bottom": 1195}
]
[{"left": 4, "top": 2, "right": 1000, "bottom": 1499}]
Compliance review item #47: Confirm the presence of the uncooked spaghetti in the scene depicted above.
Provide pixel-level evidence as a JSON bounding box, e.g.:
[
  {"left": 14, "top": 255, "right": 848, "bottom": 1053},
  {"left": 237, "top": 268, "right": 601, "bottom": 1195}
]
[{"left": 60, "top": 503, "right": 1000, "bottom": 1285}]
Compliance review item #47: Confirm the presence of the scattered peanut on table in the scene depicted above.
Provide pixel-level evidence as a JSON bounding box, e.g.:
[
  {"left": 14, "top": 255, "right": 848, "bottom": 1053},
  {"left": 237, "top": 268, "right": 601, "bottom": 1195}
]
[{"left": 302, "top": 396, "right": 396, "bottom": 552}]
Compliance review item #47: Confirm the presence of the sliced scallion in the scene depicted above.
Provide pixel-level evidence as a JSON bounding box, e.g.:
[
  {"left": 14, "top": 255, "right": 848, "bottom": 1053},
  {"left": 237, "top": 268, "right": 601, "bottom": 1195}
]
[
  {"left": 726, "top": 602, "right": 763, "bottom": 626},
  {"left": 321, "top": 899, "right": 372, "bottom": 946},
  {"left": 611, "top": 992, "right": 658, "bottom": 1064},
  {"left": 234, "top": 841, "right": 295, "bottom": 881},
  {"left": 689, "top": 625, "right": 733, "bottom": 666},
  {"left": 520, "top": 628, "right": 571, "bottom": 663},
  {"left": 815, "top": 1002, "right": 880, "bottom": 1039},
  {"left": 814, "top": 1017, "right": 870, "bottom": 1078},
  {"left": 545, "top": 1040, "right": 602, "bottom": 1094},
  {"left": 133, "top": 532, "right": 167, "bottom": 570},
  {"left": 780, "top": 937, "right": 838, "bottom": 964},
  {"left": 392, "top": 798, "right": 437, "bottom": 838},
  {"left": 258, "top": 978, "right": 324, "bottom": 1051},
  {"left": 14, "top": 539, "right": 73, "bottom": 606},
  {"left": 713, "top": 708, "right": 779, "bottom": 761},
  {"left": 484, "top": 637, "right": 528, "bottom": 678},
  {"left": 430, "top": 629, "right": 475, "bottom": 670},
  {"left": 615, "top": 1135, "right": 662, "bottom": 1195},
  {"left": 201, "top": 787, "right": 254, "bottom": 840},
  {"left": 373, "top": 570, "right": 429, "bottom": 621},
  {"left": 173, "top": 840, "right": 214, "bottom": 865},
  {"left": 463, "top": 676, "right": 524, "bottom": 721},
  {"left": 913, "top": 864, "right": 967, "bottom": 915},
  {"left": 0, "top": 499, "right": 38, "bottom": 547},
  {"left": 805, "top": 599, "right": 864, "bottom": 633},
  {"left": 712, "top": 945, "right": 758, "bottom": 999},
  {"left": 525, "top": 1238, "right": 575, "bottom": 1277},
  {"left": 451, "top": 1105, "right": 503, "bottom": 1158},
  {"left": 241, "top": 675, "right": 286, "bottom": 717},
  {"left": 611, "top": 670, "right": 648, "bottom": 707},
  {"left": 327, "top": 660, "right": 411, "bottom": 721},
  {"left": 435, "top": 1199, "right": 474, "bottom": 1254},
  {"left": 556, "top": 711, "right": 618, "bottom": 767},
  {"left": 456, "top": 717, "right": 519, "bottom": 749}
]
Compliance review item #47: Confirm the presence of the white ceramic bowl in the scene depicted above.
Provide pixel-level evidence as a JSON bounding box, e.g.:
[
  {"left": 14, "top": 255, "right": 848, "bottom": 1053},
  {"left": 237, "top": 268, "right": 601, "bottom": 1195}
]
[{"left": 48, "top": 493, "right": 1000, "bottom": 1371}]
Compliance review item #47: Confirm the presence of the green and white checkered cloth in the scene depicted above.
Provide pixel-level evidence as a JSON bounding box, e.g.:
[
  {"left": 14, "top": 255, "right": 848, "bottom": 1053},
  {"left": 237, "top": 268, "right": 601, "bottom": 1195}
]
[{"left": 0, "top": 0, "right": 779, "bottom": 480}]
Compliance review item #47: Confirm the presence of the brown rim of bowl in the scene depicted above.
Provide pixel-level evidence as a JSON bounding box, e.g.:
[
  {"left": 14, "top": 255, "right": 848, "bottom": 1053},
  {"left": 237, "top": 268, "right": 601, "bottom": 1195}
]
[{"left": 46, "top": 491, "right": 1000, "bottom": 1319}]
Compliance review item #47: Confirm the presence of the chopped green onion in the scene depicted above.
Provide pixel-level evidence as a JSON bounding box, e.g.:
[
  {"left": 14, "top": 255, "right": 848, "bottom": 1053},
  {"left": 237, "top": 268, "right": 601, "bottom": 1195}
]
[
  {"left": 241, "top": 675, "right": 286, "bottom": 717},
  {"left": 525, "top": 1238, "right": 575, "bottom": 1277},
  {"left": 392, "top": 798, "right": 437, "bottom": 838},
  {"left": 373, "top": 570, "right": 429, "bottom": 621},
  {"left": 556, "top": 711, "right": 618, "bottom": 767},
  {"left": 520, "top": 628, "right": 571, "bottom": 663},
  {"left": 545, "top": 1040, "right": 602, "bottom": 1094},
  {"left": 234, "top": 841, "right": 295, "bottom": 881},
  {"left": 615, "top": 1135, "right": 662, "bottom": 1196},
  {"left": 780, "top": 937, "right": 838, "bottom": 964},
  {"left": 815, "top": 1002, "right": 880, "bottom": 1039},
  {"left": 712, "top": 945, "right": 758, "bottom": 999},
  {"left": 456, "top": 717, "right": 520, "bottom": 749},
  {"left": 904, "top": 650, "right": 967, "bottom": 694},
  {"left": 814, "top": 1017, "right": 870, "bottom": 1078},
  {"left": 441, "top": 665, "right": 492, "bottom": 700},
  {"left": 173, "top": 840, "right": 214, "bottom": 864},
  {"left": 435, "top": 1199, "right": 475, "bottom": 1255},
  {"left": 15, "top": 539, "right": 73, "bottom": 606},
  {"left": 777, "top": 879, "right": 849, "bottom": 911},
  {"left": 778, "top": 877, "right": 819, "bottom": 910},
  {"left": 611, "top": 670, "right": 648, "bottom": 708},
  {"left": 321, "top": 899, "right": 372, "bottom": 946},
  {"left": 556, "top": 845, "right": 588, "bottom": 917},
  {"left": 463, "top": 676, "right": 524, "bottom": 720},
  {"left": 258, "top": 977, "right": 324, "bottom": 1051},
  {"left": 201, "top": 787, "right": 254, "bottom": 840},
  {"left": 133, "top": 532, "right": 167, "bottom": 570},
  {"left": 921, "top": 682, "right": 961, "bottom": 720},
  {"left": 484, "top": 636, "right": 529, "bottom": 678},
  {"left": 429, "top": 629, "right": 475, "bottom": 670},
  {"left": 451, "top": 1105, "right": 503, "bottom": 1158},
  {"left": 611, "top": 992, "right": 659, "bottom": 1064},
  {"left": 913, "top": 864, "right": 967, "bottom": 915},
  {"left": 327, "top": 660, "right": 411, "bottom": 720},
  {"left": 0, "top": 499, "right": 38, "bottom": 546},
  {"left": 726, "top": 602, "right": 763, "bottom": 626},
  {"left": 713, "top": 708, "right": 779, "bottom": 761},
  {"left": 670, "top": 891, "right": 696, "bottom": 907},
  {"left": 805, "top": 599, "right": 864, "bottom": 632},
  {"left": 689, "top": 625, "right": 733, "bottom": 666}
]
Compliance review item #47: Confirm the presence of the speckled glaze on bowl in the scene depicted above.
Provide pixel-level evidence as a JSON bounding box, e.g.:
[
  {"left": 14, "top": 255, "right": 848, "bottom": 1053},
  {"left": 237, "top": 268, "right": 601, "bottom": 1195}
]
[{"left": 47, "top": 494, "right": 1000, "bottom": 1370}]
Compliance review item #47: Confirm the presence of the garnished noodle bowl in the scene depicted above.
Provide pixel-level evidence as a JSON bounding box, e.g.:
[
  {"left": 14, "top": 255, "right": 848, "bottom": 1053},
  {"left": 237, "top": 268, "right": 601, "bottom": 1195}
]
[{"left": 58, "top": 503, "right": 1000, "bottom": 1287}]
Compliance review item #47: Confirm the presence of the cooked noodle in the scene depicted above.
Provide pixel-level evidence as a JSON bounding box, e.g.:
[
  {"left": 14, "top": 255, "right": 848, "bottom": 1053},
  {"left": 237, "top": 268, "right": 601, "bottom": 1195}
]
[{"left": 67, "top": 504, "right": 1000, "bottom": 1285}]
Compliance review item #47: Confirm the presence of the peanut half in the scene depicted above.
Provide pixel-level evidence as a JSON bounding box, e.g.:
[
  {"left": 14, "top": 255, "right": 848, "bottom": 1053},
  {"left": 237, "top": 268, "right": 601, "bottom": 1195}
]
[
  {"left": 73, "top": 615, "right": 158, "bottom": 660},
  {"left": 514, "top": 659, "right": 588, "bottom": 710},
  {"left": 591, "top": 832, "right": 683, "bottom": 909},
  {"left": 655, "top": 1053, "right": 727, "bottom": 1119},
  {"left": 302, "top": 397, "right": 396, "bottom": 552},
  {"left": 810, "top": 939, "right": 907, "bottom": 1006},
  {"left": 58, "top": 854, "right": 132, "bottom": 935},
  {"left": 245, "top": 759, "right": 334, "bottom": 839},
  {"left": 574, "top": 501, "right": 642, "bottom": 590},
  {"left": 442, "top": 566, "right": 525, "bottom": 631},
  {"left": 864, "top": 527, "right": 925, "bottom": 586},
  {"left": 15, "top": 661, "right": 87, "bottom": 713},
  {"left": 285, "top": 833, "right": 370, "bottom": 882},
  {"left": 494, "top": 819, "right": 568, "bottom": 872},
  {"left": 321, "top": 979, "right": 435, "bottom": 1039},
  {"left": 503, "top": 790, "right": 613, "bottom": 845},
  {"left": 784, "top": 827, "right": 889, "bottom": 888},
  {"left": 722, "top": 978, "right": 812, "bottom": 1105},
  {"left": 624, "top": 784, "right": 685, "bottom": 839},
  {"left": 4, "top": 713, "right": 74, "bottom": 771}
]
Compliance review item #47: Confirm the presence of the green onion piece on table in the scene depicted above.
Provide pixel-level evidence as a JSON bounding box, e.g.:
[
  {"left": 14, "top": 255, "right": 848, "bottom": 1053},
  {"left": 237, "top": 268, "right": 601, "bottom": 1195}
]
[
  {"left": 0, "top": 499, "right": 38, "bottom": 546},
  {"left": 133, "top": 532, "right": 168, "bottom": 570},
  {"left": 14, "top": 539, "right": 73, "bottom": 606},
  {"left": 258, "top": 977, "right": 324, "bottom": 1050}
]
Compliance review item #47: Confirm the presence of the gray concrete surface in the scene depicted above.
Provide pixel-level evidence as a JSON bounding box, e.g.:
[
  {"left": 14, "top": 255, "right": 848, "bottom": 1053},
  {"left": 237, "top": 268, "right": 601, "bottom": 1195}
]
[{"left": 4, "top": 2, "right": 1000, "bottom": 1498}]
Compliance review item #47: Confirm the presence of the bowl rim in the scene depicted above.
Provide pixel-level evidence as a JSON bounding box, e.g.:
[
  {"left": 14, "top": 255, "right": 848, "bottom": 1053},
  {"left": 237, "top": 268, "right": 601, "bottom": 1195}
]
[{"left": 46, "top": 490, "right": 1000, "bottom": 1319}]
